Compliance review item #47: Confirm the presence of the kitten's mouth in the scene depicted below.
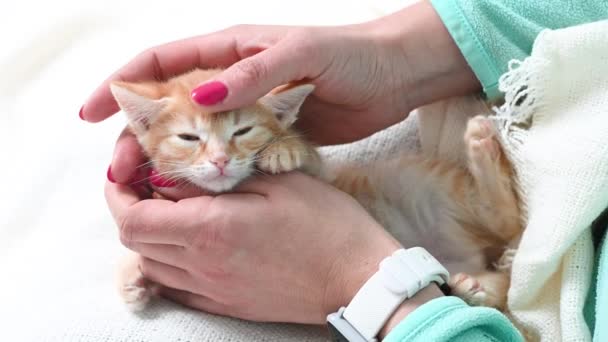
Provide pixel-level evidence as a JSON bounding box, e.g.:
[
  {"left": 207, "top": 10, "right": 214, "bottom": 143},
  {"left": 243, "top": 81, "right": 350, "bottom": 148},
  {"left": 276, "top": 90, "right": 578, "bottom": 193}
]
[
  {"left": 210, "top": 172, "right": 230, "bottom": 179},
  {"left": 190, "top": 173, "right": 242, "bottom": 193}
]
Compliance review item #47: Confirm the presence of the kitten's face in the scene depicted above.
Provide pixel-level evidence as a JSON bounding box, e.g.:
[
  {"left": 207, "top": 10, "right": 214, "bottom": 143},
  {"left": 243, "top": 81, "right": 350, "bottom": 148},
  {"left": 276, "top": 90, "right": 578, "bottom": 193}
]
[
  {"left": 110, "top": 69, "right": 313, "bottom": 193},
  {"left": 144, "top": 105, "right": 278, "bottom": 192}
]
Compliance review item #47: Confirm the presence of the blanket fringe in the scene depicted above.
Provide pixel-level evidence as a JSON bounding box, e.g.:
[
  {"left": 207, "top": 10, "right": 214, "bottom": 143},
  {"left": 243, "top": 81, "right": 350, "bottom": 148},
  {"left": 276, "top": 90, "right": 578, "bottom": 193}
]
[
  {"left": 488, "top": 31, "right": 552, "bottom": 240},
  {"left": 491, "top": 55, "right": 548, "bottom": 151}
]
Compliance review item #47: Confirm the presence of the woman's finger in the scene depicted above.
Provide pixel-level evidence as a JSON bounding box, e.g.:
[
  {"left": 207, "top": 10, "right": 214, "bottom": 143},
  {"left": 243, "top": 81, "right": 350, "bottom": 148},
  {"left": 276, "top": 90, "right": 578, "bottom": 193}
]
[
  {"left": 81, "top": 33, "right": 241, "bottom": 122},
  {"left": 105, "top": 181, "right": 142, "bottom": 225},
  {"left": 105, "top": 182, "right": 213, "bottom": 246},
  {"left": 109, "top": 128, "right": 148, "bottom": 184},
  {"left": 160, "top": 287, "right": 229, "bottom": 316},
  {"left": 127, "top": 242, "right": 185, "bottom": 268},
  {"left": 192, "top": 36, "right": 323, "bottom": 112},
  {"left": 81, "top": 25, "right": 295, "bottom": 122},
  {"left": 139, "top": 257, "right": 195, "bottom": 293}
]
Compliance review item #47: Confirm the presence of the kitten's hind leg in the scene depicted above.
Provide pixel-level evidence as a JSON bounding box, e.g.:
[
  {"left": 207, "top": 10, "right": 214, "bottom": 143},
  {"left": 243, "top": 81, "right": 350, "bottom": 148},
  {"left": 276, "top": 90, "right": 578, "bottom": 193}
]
[
  {"left": 464, "top": 116, "right": 520, "bottom": 241},
  {"left": 465, "top": 116, "right": 503, "bottom": 183},
  {"left": 449, "top": 271, "right": 509, "bottom": 310}
]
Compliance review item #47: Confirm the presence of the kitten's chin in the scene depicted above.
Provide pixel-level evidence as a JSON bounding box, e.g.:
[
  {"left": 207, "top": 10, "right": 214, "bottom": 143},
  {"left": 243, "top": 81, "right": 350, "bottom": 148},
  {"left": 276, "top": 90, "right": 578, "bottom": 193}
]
[{"left": 190, "top": 176, "right": 244, "bottom": 193}]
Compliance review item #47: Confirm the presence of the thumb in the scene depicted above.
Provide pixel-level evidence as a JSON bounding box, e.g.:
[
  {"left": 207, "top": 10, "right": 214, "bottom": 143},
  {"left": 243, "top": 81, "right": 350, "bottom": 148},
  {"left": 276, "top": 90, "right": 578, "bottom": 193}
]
[{"left": 191, "top": 41, "right": 319, "bottom": 111}]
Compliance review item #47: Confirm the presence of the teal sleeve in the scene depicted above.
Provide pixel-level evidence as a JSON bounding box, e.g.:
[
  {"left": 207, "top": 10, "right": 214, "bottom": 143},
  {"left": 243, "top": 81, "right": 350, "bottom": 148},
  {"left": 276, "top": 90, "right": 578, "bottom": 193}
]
[
  {"left": 429, "top": 0, "right": 608, "bottom": 99},
  {"left": 585, "top": 228, "right": 608, "bottom": 341},
  {"left": 383, "top": 296, "right": 523, "bottom": 342}
]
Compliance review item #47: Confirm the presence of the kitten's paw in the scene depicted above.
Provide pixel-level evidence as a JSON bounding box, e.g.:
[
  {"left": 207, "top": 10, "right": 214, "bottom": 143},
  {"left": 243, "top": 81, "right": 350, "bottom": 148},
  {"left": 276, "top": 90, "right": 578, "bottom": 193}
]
[
  {"left": 465, "top": 116, "right": 499, "bottom": 161},
  {"left": 121, "top": 281, "right": 152, "bottom": 312},
  {"left": 258, "top": 143, "right": 303, "bottom": 174},
  {"left": 449, "top": 273, "right": 489, "bottom": 307},
  {"left": 494, "top": 248, "right": 517, "bottom": 272},
  {"left": 120, "top": 272, "right": 158, "bottom": 311},
  {"left": 118, "top": 254, "right": 156, "bottom": 311}
]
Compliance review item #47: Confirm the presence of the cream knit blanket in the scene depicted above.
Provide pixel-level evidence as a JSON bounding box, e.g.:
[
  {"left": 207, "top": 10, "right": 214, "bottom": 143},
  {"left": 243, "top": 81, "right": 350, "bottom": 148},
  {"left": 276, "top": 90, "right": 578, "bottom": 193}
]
[{"left": 418, "top": 20, "right": 608, "bottom": 342}]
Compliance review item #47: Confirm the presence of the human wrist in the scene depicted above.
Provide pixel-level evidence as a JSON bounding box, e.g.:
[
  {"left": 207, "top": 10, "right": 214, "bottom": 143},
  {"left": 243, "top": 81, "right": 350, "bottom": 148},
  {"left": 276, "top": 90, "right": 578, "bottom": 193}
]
[
  {"left": 322, "top": 225, "right": 401, "bottom": 319},
  {"left": 323, "top": 242, "right": 446, "bottom": 340},
  {"left": 362, "top": 1, "right": 480, "bottom": 109},
  {"left": 378, "top": 284, "right": 443, "bottom": 339}
]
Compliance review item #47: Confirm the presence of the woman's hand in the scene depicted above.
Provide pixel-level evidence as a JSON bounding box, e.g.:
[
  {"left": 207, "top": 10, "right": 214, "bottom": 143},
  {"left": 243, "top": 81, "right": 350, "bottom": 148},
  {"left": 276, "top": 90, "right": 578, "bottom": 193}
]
[
  {"left": 95, "top": 2, "right": 478, "bottom": 184},
  {"left": 96, "top": 0, "right": 468, "bottom": 328},
  {"left": 82, "top": 2, "right": 477, "bottom": 144},
  {"left": 94, "top": 2, "right": 478, "bottom": 184},
  {"left": 106, "top": 172, "right": 401, "bottom": 324}
]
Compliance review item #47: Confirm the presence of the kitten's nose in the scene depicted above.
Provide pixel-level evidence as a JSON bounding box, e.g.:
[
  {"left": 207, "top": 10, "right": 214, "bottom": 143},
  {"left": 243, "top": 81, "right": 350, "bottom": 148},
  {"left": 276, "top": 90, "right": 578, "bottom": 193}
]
[{"left": 210, "top": 154, "right": 230, "bottom": 169}]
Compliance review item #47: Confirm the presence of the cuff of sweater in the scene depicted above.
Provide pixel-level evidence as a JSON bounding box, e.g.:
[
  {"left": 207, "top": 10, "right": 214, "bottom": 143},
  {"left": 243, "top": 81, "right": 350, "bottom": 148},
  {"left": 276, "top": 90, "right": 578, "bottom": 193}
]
[
  {"left": 383, "top": 296, "right": 522, "bottom": 342},
  {"left": 430, "top": 0, "right": 502, "bottom": 100}
]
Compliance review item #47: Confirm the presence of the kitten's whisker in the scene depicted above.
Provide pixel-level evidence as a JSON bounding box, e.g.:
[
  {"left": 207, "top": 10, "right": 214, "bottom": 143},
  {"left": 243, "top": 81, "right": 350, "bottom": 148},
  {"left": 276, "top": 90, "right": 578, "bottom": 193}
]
[
  {"left": 149, "top": 160, "right": 184, "bottom": 166},
  {"left": 253, "top": 169, "right": 271, "bottom": 177},
  {"left": 129, "top": 168, "right": 191, "bottom": 186},
  {"left": 136, "top": 161, "right": 155, "bottom": 168},
  {"left": 136, "top": 160, "right": 184, "bottom": 170},
  {"left": 130, "top": 178, "right": 150, "bottom": 186}
]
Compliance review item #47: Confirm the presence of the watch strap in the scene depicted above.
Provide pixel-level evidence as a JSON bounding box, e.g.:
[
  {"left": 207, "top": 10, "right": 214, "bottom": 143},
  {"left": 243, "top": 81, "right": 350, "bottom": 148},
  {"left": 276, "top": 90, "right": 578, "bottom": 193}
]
[{"left": 342, "top": 247, "right": 449, "bottom": 340}]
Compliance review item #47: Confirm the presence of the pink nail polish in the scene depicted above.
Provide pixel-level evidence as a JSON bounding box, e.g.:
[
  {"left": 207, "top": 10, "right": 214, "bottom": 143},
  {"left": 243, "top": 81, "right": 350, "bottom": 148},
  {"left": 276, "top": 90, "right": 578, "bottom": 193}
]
[
  {"left": 79, "top": 106, "right": 85, "bottom": 120},
  {"left": 191, "top": 81, "right": 228, "bottom": 106},
  {"left": 107, "top": 165, "right": 116, "bottom": 183},
  {"left": 149, "top": 169, "right": 177, "bottom": 187}
]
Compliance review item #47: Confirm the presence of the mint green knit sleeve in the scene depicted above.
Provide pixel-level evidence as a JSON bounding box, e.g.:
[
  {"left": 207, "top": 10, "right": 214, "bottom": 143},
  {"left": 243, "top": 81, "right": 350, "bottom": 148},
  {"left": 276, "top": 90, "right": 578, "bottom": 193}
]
[
  {"left": 430, "top": 0, "right": 608, "bottom": 99},
  {"left": 584, "top": 228, "right": 608, "bottom": 341},
  {"left": 383, "top": 296, "right": 523, "bottom": 342}
]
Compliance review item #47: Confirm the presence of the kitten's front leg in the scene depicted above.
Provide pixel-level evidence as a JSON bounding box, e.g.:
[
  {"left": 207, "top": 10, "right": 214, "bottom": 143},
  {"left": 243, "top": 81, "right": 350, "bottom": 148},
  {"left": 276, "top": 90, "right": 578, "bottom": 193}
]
[
  {"left": 257, "top": 135, "right": 320, "bottom": 176},
  {"left": 117, "top": 251, "right": 158, "bottom": 311}
]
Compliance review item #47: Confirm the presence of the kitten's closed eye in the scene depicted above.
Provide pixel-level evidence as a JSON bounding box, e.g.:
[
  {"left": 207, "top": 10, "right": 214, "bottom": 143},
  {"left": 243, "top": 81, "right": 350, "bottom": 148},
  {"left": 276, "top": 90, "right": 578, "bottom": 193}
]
[
  {"left": 233, "top": 126, "right": 253, "bottom": 137},
  {"left": 178, "top": 134, "right": 199, "bottom": 141}
]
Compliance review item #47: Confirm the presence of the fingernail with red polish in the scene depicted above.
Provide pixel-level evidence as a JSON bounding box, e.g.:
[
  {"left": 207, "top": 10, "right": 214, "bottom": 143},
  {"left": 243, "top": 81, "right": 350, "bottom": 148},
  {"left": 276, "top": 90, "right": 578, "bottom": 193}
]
[
  {"left": 191, "top": 81, "right": 228, "bottom": 106},
  {"left": 79, "top": 106, "right": 85, "bottom": 120},
  {"left": 107, "top": 165, "right": 116, "bottom": 183},
  {"left": 149, "top": 169, "right": 177, "bottom": 188}
]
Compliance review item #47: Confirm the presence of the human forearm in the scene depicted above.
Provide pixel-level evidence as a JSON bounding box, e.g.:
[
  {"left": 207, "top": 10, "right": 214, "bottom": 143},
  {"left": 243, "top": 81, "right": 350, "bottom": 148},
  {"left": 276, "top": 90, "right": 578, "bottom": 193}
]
[
  {"left": 379, "top": 285, "right": 443, "bottom": 339},
  {"left": 360, "top": 1, "right": 481, "bottom": 111}
]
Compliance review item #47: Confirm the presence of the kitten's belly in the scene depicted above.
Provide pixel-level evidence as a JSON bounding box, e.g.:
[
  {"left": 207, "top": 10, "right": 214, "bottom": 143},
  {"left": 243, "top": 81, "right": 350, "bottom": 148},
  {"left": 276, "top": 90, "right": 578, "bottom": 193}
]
[
  {"left": 342, "top": 162, "right": 486, "bottom": 276},
  {"left": 376, "top": 205, "right": 485, "bottom": 275}
]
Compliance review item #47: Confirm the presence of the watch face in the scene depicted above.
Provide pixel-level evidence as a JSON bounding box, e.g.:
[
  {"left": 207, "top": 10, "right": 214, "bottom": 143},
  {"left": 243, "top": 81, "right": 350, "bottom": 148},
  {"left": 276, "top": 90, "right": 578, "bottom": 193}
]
[{"left": 327, "top": 323, "right": 350, "bottom": 342}]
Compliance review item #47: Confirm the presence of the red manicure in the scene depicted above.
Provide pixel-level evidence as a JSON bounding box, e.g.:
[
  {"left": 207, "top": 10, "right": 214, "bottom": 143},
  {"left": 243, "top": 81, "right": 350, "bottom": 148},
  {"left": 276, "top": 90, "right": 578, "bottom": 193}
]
[
  {"left": 107, "top": 165, "right": 116, "bottom": 183},
  {"left": 149, "top": 169, "right": 177, "bottom": 187},
  {"left": 191, "top": 81, "right": 228, "bottom": 106},
  {"left": 79, "top": 106, "right": 85, "bottom": 120}
]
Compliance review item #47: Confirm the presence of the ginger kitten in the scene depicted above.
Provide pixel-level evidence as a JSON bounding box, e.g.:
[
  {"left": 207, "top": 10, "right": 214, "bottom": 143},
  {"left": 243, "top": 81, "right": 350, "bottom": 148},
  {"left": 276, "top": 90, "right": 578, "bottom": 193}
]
[{"left": 111, "top": 69, "right": 522, "bottom": 312}]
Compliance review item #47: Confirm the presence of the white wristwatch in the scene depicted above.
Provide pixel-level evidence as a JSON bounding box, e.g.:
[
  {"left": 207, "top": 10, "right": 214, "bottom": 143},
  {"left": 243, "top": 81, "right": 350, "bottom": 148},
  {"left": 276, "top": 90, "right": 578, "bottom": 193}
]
[{"left": 326, "top": 247, "right": 450, "bottom": 342}]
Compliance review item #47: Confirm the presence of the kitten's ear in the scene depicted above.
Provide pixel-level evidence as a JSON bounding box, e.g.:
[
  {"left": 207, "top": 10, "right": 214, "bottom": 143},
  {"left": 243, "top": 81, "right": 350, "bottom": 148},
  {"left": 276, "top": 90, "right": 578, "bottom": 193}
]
[
  {"left": 259, "top": 84, "right": 314, "bottom": 128},
  {"left": 110, "top": 81, "right": 168, "bottom": 134}
]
